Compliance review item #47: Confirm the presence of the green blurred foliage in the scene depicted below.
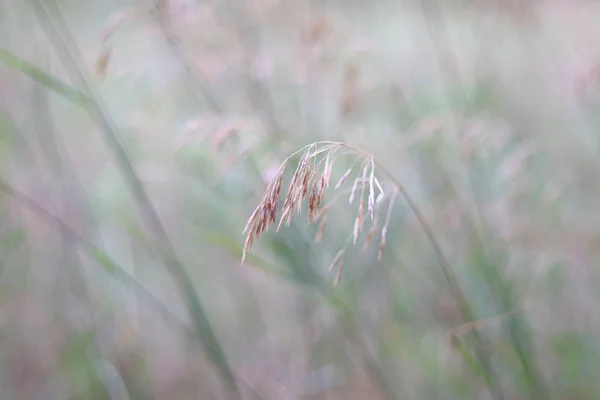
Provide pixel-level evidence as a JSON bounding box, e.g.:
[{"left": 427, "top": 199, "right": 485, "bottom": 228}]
[{"left": 2, "top": 0, "right": 600, "bottom": 399}]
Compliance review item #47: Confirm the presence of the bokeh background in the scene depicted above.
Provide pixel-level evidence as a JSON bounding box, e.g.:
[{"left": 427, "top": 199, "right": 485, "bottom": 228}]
[{"left": 2, "top": 0, "right": 600, "bottom": 398}]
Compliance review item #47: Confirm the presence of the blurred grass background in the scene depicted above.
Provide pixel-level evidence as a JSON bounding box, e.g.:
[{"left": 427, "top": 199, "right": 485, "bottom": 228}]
[{"left": 2, "top": 0, "right": 600, "bottom": 398}]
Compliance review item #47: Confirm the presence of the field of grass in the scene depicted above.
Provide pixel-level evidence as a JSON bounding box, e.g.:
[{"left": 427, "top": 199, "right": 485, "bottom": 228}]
[{"left": 2, "top": 0, "right": 600, "bottom": 398}]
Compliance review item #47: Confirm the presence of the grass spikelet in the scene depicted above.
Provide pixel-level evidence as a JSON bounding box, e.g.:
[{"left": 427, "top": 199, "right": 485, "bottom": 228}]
[
  {"left": 308, "top": 182, "right": 318, "bottom": 224},
  {"left": 354, "top": 197, "right": 364, "bottom": 245},
  {"left": 378, "top": 190, "right": 397, "bottom": 261},
  {"left": 242, "top": 166, "right": 288, "bottom": 263},
  {"left": 333, "top": 261, "right": 343, "bottom": 287},
  {"left": 277, "top": 206, "right": 292, "bottom": 232},
  {"left": 364, "top": 217, "right": 379, "bottom": 251},
  {"left": 377, "top": 230, "right": 386, "bottom": 261},
  {"left": 323, "top": 150, "right": 333, "bottom": 187},
  {"left": 375, "top": 177, "right": 385, "bottom": 204},
  {"left": 315, "top": 214, "right": 327, "bottom": 243},
  {"left": 301, "top": 166, "right": 311, "bottom": 202},
  {"left": 352, "top": 164, "right": 368, "bottom": 244},
  {"left": 368, "top": 156, "right": 376, "bottom": 219},
  {"left": 271, "top": 174, "right": 283, "bottom": 205},
  {"left": 348, "top": 178, "right": 359, "bottom": 204},
  {"left": 335, "top": 167, "right": 352, "bottom": 190},
  {"left": 329, "top": 247, "right": 345, "bottom": 272},
  {"left": 317, "top": 176, "right": 326, "bottom": 205}
]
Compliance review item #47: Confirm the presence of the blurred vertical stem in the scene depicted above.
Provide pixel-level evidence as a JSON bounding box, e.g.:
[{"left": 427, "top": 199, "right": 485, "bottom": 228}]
[
  {"left": 151, "top": 1, "right": 224, "bottom": 115},
  {"left": 29, "top": 54, "right": 123, "bottom": 395},
  {"left": 326, "top": 142, "right": 506, "bottom": 399},
  {"left": 417, "top": 0, "right": 549, "bottom": 395},
  {"left": 150, "top": 2, "right": 273, "bottom": 191},
  {"left": 231, "top": 4, "right": 285, "bottom": 145},
  {"left": 268, "top": 223, "right": 398, "bottom": 400},
  {"left": 429, "top": 151, "right": 549, "bottom": 399},
  {"left": 24, "top": 1, "right": 241, "bottom": 397},
  {"left": 0, "top": 175, "right": 204, "bottom": 338}
]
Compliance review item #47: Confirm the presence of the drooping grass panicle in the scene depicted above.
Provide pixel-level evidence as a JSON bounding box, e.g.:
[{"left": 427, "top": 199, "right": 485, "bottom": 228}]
[
  {"left": 241, "top": 141, "right": 390, "bottom": 284},
  {"left": 239, "top": 141, "right": 510, "bottom": 398}
]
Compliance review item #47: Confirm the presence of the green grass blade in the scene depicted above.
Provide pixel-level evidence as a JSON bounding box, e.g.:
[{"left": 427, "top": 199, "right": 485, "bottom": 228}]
[
  {"left": 22, "top": 2, "right": 241, "bottom": 394},
  {"left": 0, "top": 49, "right": 91, "bottom": 107}
]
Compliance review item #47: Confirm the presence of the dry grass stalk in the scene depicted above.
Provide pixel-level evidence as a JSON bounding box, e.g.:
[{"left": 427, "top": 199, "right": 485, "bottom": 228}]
[{"left": 242, "top": 141, "right": 393, "bottom": 284}]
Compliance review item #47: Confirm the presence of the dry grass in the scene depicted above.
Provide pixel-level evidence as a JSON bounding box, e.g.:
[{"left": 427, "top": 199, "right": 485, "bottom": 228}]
[{"left": 242, "top": 141, "right": 397, "bottom": 285}]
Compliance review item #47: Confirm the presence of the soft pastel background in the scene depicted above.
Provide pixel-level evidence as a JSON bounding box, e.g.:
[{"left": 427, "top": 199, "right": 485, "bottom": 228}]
[{"left": 2, "top": 0, "right": 600, "bottom": 398}]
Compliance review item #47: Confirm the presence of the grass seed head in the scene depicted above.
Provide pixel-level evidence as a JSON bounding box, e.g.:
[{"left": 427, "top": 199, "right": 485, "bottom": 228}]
[{"left": 242, "top": 142, "right": 390, "bottom": 285}]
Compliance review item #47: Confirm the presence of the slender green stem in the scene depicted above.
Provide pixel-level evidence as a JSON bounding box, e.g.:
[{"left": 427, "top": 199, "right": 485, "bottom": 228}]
[
  {"left": 0, "top": 48, "right": 91, "bottom": 106},
  {"left": 25, "top": 2, "right": 240, "bottom": 396},
  {"left": 316, "top": 141, "right": 506, "bottom": 399},
  {"left": 0, "top": 177, "right": 192, "bottom": 333}
]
